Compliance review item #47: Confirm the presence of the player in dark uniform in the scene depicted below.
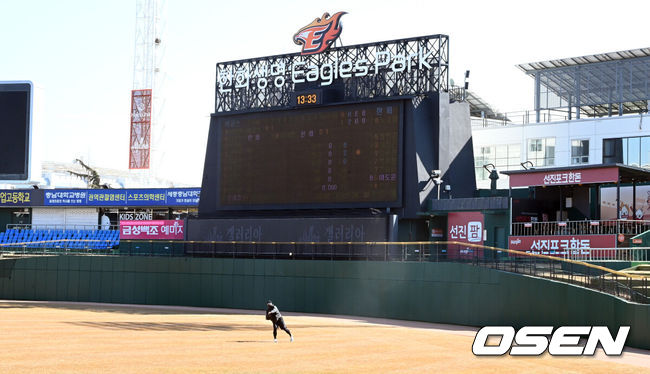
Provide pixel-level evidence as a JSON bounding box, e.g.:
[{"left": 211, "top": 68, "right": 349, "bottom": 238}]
[{"left": 266, "top": 300, "right": 293, "bottom": 342}]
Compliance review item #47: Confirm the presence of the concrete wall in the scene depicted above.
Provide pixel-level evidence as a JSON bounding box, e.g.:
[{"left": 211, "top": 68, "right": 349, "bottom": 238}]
[
  {"left": 0, "top": 256, "right": 647, "bottom": 349},
  {"left": 440, "top": 100, "right": 475, "bottom": 198}
]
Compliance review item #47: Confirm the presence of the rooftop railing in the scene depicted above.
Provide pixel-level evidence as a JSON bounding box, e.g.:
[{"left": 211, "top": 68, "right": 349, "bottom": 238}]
[
  {"left": 471, "top": 108, "right": 648, "bottom": 129},
  {"left": 471, "top": 109, "right": 569, "bottom": 128},
  {"left": 511, "top": 219, "right": 650, "bottom": 237}
]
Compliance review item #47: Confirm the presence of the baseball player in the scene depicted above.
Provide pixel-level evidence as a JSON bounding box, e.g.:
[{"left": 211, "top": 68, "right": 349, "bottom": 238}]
[{"left": 266, "top": 300, "right": 293, "bottom": 342}]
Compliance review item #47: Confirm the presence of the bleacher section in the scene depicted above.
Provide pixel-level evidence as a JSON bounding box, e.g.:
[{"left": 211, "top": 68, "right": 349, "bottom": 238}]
[{"left": 0, "top": 229, "right": 119, "bottom": 250}]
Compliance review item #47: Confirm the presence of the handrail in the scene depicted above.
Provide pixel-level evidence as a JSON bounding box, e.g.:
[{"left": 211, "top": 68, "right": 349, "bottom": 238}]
[
  {"left": 0, "top": 237, "right": 644, "bottom": 278},
  {"left": 0, "top": 239, "right": 113, "bottom": 247},
  {"left": 511, "top": 219, "right": 650, "bottom": 236},
  {"left": 445, "top": 241, "right": 646, "bottom": 280},
  {"left": 1, "top": 239, "right": 647, "bottom": 303},
  {"left": 471, "top": 108, "right": 646, "bottom": 128}
]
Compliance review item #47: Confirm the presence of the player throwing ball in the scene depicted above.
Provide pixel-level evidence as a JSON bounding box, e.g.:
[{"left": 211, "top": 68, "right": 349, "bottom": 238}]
[{"left": 266, "top": 300, "right": 293, "bottom": 343}]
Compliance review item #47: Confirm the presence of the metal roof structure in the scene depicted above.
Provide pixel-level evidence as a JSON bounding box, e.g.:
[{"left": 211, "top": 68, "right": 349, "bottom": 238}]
[
  {"left": 449, "top": 86, "right": 506, "bottom": 120},
  {"left": 517, "top": 48, "right": 650, "bottom": 73},
  {"left": 516, "top": 48, "right": 650, "bottom": 119}
]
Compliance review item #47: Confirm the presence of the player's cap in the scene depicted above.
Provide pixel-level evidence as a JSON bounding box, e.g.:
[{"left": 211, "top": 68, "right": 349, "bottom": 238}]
[{"left": 267, "top": 300, "right": 273, "bottom": 305}]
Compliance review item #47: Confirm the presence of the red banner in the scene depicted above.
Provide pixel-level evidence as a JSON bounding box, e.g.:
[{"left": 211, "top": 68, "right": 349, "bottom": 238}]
[
  {"left": 120, "top": 220, "right": 184, "bottom": 240},
  {"left": 508, "top": 235, "right": 617, "bottom": 257},
  {"left": 447, "top": 212, "right": 484, "bottom": 259},
  {"left": 448, "top": 212, "right": 484, "bottom": 243},
  {"left": 508, "top": 167, "right": 618, "bottom": 188}
]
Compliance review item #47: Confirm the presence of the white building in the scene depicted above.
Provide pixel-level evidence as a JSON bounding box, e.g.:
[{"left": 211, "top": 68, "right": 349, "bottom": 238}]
[{"left": 471, "top": 48, "right": 650, "bottom": 191}]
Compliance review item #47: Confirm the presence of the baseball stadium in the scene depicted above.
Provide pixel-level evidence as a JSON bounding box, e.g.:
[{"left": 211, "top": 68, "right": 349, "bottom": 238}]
[{"left": 1, "top": 5, "right": 650, "bottom": 374}]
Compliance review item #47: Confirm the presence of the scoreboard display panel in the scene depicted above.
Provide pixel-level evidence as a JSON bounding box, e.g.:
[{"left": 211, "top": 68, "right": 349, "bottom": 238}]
[
  {"left": 0, "top": 82, "right": 31, "bottom": 181},
  {"left": 218, "top": 101, "right": 402, "bottom": 209}
]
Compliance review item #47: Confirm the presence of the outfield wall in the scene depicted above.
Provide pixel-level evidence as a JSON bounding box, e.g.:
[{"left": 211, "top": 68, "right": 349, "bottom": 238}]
[{"left": 0, "top": 256, "right": 648, "bottom": 349}]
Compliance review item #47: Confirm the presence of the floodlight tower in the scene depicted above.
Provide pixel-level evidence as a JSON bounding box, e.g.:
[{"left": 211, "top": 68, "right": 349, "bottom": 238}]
[{"left": 129, "top": 0, "right": 162, "bottom": 171}]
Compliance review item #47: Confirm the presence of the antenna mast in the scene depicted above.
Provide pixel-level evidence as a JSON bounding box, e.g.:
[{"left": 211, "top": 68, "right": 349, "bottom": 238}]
[{"left": 129, "top": 0, "right": 161, "bottom": 171}]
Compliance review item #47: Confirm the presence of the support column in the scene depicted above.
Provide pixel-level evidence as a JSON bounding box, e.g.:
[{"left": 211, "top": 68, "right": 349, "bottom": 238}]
[
  {"left": 559, "top": 187, "right": 563, "bottom": 221},
  {"left": 575, "top": 68, "right": 581, "bottom": 120},
  {"left": 616, "top": 177, "right": 621, "bottom": 219},
  {"left": 534, "top": 74, "right": 541, "bottom": 123},
  {"left": 633, "top": 179, "right": 637, "bottom": 219}
]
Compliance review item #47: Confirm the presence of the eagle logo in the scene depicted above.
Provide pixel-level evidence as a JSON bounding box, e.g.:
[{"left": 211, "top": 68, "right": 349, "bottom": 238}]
[{"left": 293, "top": 12, "right": 346, "bottom": 55}]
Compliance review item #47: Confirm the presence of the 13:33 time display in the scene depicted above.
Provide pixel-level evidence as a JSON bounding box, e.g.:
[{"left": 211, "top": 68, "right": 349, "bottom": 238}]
[
  {"left": 291, "top": 90, "right": 323, "bottom": 107},
  {"left": 296, "top": 93, "right": 319, "bottom": 105}
]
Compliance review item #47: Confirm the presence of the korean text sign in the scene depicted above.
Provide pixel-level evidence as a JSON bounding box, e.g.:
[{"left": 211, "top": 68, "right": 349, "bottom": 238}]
[
  {"left": 447, "top": 212, "right": 484, "bottom": 244},
  {"left": 120, "top": 220, "right": 185, "bottom": 240},
  {"left": 44, "top": 188, "right": 200, "bottom": 206}
]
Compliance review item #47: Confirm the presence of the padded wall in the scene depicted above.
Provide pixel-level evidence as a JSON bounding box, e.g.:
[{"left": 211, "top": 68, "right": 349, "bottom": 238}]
[{"left": 0, "top": 257, "right": 647, "bottom": 349}]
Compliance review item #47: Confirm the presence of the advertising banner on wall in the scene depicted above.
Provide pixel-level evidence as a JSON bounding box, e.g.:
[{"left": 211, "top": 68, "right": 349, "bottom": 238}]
[
  {"left": 447, "top": 212, "right": 484, "bottom": 259},
  {"left": 42, "top": 188, "right": 200, "bottom": 207},
  {"left": 508, "top": 167, "right": 618, "bottom": 188},
  {"left": 448, "top": 212, "right": 484, "bottom": 244},
  {"left": 120, "top": 220, "right": 185, "bottom": 240},
  {"left": 508, "top": 235, "right": 617, "bottom": 257},
  {"left": 0, "top": 190, "right": 34, "bottom": 206},
  {"left": 187, "top": 217, "right": 388, "bottom": 242}
]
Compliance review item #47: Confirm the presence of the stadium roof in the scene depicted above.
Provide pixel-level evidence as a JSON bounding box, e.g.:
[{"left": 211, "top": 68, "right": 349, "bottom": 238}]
[
  {"left": 516, "top": 47, "right": 650, "bottom": 74},
  {"left": 516, "top": 48, "right": 650, "bottom": 117}
]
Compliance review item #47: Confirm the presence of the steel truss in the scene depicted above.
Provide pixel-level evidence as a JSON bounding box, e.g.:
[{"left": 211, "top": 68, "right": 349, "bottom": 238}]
[{"left": 215, "top": 35, "right": 449, "bottom": 113}]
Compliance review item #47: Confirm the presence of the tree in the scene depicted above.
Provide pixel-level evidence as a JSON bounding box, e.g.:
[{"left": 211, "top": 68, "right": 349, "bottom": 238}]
[{"left": 67, "top": 159, "right": 102, "bottom": 189}]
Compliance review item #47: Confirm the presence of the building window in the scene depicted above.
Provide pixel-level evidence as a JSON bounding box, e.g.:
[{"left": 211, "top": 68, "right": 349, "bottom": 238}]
[
  {"left": 474, "top": 144, "right": 521, "bottom": 181},
  {"left": 527, "top": 138, "right": 555, "bottom": 167},
  {"left": 571, "top": 139, "right": 589, "bottom": 164},
  {"left": 603, "top": 136, "right": 650, "bottom": 168},
  {"left": 603, "top": 138, "right": 622, "bottom": 164}
]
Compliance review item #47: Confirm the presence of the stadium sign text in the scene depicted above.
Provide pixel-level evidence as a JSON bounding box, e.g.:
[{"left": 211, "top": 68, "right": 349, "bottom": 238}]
[
  {"left": 472, "top": 326, "right": 629, "bottom": 356},
  {"left": 217, "top": 49, "right": 437, "bottom": 93}
]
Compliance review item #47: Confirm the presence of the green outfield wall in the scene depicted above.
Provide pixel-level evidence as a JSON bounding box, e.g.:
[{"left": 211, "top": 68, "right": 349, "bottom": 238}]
[{"left": 0, "top": 256, "right": 648, "bottom": 349}]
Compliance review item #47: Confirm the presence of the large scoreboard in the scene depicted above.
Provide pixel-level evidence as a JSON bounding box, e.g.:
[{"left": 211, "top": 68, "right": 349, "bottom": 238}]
[
  {"left": 0, "top": 82, "right": 32, "bottom": 181},
  {"left": 215, "top": 101, "right": 402, "bottom": 209},
  {"left": 194, "top": 34, "right": 461, "bottom": 242}
]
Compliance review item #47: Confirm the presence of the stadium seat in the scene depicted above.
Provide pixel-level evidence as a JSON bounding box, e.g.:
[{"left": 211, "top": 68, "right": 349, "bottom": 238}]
[{"left": 0, "top": 228, "right": 121, "bottom": 251}]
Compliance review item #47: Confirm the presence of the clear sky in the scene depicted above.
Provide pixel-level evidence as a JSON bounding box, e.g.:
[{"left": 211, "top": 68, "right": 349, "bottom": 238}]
[{"left": 1, "top": 0, "right": 648, "bottom": 186}]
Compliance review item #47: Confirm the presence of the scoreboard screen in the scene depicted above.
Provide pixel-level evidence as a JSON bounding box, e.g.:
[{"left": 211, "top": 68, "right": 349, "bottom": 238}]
[
  {"left": 0, "top": 83, "right": 31, "bottom": 181},
  {"left": 217, "top": 101, "right": 402, "bottom": 209}
]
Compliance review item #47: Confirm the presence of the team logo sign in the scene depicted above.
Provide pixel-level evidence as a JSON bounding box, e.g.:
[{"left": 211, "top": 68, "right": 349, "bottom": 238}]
[{"left": 293, "top": 12, "right": 346, "bottom": 55}]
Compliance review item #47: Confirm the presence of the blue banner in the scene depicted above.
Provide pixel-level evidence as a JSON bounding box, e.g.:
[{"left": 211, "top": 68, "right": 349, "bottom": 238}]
[
  {"left": 42, "top": 188, "right": 200, "bottom": 207},
  {"left": 0, "top": 190, "right": 34, "bottom": 206}
]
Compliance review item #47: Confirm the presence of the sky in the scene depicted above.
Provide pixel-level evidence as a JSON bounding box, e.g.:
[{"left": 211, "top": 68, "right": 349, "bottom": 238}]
[{"left": 1, "top": 0, "right": 649, "bottom": 186}]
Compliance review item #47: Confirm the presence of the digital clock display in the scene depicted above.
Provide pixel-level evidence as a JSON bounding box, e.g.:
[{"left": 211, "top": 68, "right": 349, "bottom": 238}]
[
  {"left": 291, "top": 90, "right": 322, "bottom": 106},
  {"left": 296, "top": 93, "right": 319, "bottom": 105},
  {"left": 217, "top": 100, "right": 402, "bottom": 209}
]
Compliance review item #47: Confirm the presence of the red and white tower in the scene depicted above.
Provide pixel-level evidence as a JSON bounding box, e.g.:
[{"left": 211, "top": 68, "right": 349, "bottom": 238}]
[{"left": 129, "top": 0, "right": 161, "bottom": 170}]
